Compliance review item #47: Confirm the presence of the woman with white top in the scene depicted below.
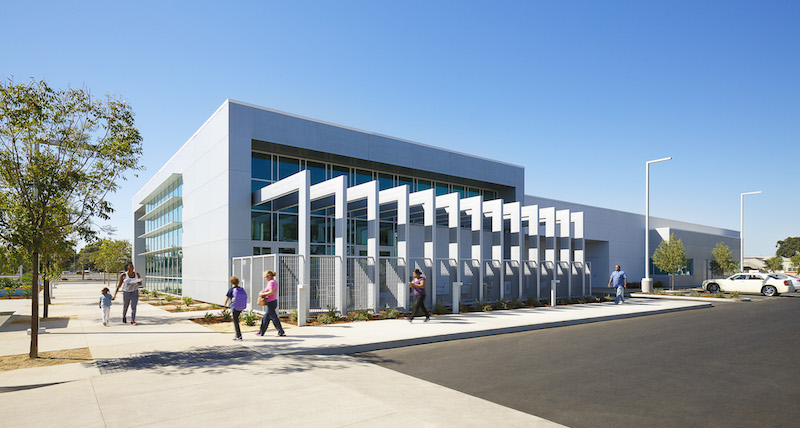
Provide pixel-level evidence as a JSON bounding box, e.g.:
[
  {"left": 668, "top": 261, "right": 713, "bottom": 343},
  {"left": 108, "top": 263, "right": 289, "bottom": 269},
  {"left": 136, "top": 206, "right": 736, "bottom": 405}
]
[{"left": 113, "top": 263, "right": 143, "bottom": 325}]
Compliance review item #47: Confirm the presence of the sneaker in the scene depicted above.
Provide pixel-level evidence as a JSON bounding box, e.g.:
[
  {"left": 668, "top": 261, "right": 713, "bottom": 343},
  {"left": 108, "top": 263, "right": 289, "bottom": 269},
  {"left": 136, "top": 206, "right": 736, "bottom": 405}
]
[
  {"left": 103, "top": 322, "right": 107, "bottom": 326},
  {"left": 408, "top": 318, "right": 413, "bottom": 323},
  {"left": 131, "top": 320, "right": 136, "bottom": 325},
  {"left": 122, "top": 317, "right": 127, "bottom": 323},
  {"left": 254, "top": 332, "right": 263, "bottom": 336},
  {"left": 424, "top": 316, "right": 430, "bottom": 322},
  {"left": 233, "top": 337, "right": 243, "bottom": 341},
  {"left": 277, "top": 332, "right": 286, "bottom": 337}
]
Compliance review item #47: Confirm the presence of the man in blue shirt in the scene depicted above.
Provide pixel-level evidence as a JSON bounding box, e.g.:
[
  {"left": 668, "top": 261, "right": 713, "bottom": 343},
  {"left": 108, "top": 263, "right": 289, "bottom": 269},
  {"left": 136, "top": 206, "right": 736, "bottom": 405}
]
[{"left": 607, "top": 265, "right": 627, "bottom": 304}]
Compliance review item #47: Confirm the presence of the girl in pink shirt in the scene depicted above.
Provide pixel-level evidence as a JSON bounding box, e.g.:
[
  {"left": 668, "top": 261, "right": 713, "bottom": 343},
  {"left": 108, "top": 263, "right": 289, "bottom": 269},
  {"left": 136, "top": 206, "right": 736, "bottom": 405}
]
[{"left": 256, "top": 270, "right": 286, "bottom": 337}]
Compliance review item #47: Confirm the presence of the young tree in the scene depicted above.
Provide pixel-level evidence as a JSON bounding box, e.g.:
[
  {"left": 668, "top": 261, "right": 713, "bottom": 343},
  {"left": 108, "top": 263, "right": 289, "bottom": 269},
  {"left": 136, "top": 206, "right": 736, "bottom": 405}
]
[
  {"left": 0, "top": 79, "right": 142, "bottom": 358},
  {"left": 96, "top": 239, "right": 131, "bottom": 284},
  {"left": 764, "top": 256, "right": 784, "bottom": 273},
  {"left": 775, "top": 237, "right": 800, "bottom": 258},
  {"left": 791, "top": 254, "right": 800, "bottom": 273},
  {"left": 652, "top": 233, "right": 687, "bottom": 290},
  {"left": 710, "top": 242, "right": 738, "bottom": 276}
]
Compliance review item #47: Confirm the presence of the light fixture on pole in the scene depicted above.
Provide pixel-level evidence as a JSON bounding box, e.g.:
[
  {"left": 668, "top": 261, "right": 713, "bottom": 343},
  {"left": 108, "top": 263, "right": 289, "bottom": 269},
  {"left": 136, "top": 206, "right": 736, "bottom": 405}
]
[
  {"left": 642, "top": 157, "right": 672, "bottom": 293},
  {"left": 740, "top": 191, "right": 762, "bottom": 271}
]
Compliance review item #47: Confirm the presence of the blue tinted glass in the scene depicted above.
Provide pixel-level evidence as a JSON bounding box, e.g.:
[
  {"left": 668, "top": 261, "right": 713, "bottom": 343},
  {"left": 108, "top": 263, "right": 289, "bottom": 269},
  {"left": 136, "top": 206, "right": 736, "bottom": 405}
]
[
  {"left": 252, "top": 153, "right": 271, "bottom": 180},
  {"left": 436, "top": 182, "right": 449, "bottom": 196},
  {"left": 398, "top": 176, "right": 413, "bottom": 191},
  {"left": 278, "top": 157, "right": 300, "bottom": 180},
  {"left": 354, "top": 169, "right": 372, "bottom": 185},
  {"left": 330, "top": 165, "right": 348, "bottom": 180},
  {"left": 417, "top": 180, "right": 431, "bottom": 191},
  {"left": 378, "top": 173, "right": 394, "bottom": 190},
  {"left": 307, "top": 161, "right": 326, "bottom": 185}
]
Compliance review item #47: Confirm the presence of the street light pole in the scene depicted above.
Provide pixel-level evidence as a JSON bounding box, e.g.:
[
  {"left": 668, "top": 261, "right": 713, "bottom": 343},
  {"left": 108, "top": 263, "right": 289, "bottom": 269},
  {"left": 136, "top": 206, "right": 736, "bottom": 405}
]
[
  {"left": 643, "top": 157, "right": 672, "bottom": 293},
  {"left": 740, "top": 191, "right": 762, "bottom": 271}
]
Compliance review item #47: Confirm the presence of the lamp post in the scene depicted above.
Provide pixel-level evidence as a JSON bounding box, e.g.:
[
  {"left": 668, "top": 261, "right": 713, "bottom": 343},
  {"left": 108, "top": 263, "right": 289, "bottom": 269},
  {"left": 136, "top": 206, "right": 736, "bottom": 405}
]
[
  {"left": 642, "top": 157, "right": 672, "bottom": 293},
  {"left": 740, "top": 191, "right": 762, "bottom": 271}
]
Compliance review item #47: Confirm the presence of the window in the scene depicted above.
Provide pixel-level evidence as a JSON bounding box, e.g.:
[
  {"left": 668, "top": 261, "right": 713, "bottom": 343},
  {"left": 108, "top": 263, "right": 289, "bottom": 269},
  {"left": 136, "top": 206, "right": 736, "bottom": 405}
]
[
  {"left": 417, "top": 179, "right": 432, "bottom": 191},
  {"left": 354, "top": 169, "right": 372, "bottom": 185},
  {"left": 377, "top": 173, "right": 394, "bottom": 191},
  {"left": 306, "top": 161, "right": 326, "bottom": 185},
  {"left": 435, "top": 182, "right": 449, "bottom": 196},
  {"left": 277, "top": 157, "right": 300, "bottom": 180},
  {"left": 278, "top": 214, "right": 298, "bottom": 241},
  {"left": 252, "top": 152, "right": 272, "bottom": 180}
]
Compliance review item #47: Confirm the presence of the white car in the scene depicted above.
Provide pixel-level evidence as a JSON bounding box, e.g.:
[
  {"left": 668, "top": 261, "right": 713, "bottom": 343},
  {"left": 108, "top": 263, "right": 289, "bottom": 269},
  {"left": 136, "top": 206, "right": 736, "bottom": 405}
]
[
  {"left": 702, "top": 273, "right": 796, "bottom": 297},
  {"left": 770, "top": 273, "right": 800, "bottom": 291}
]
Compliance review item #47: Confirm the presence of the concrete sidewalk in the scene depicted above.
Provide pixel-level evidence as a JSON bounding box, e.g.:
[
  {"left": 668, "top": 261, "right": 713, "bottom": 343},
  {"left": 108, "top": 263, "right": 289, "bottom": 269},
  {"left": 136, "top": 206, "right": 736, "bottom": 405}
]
[{"left": 0, "top": 282, "right": 710, "bottom": 427}]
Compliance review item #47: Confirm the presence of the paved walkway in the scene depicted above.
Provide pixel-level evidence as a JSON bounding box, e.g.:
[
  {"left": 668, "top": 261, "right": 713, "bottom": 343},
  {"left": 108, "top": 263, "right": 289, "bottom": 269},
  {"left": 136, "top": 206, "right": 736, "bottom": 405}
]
[{"left": 0, "top": 282, "right": 710, "bottom": 427}]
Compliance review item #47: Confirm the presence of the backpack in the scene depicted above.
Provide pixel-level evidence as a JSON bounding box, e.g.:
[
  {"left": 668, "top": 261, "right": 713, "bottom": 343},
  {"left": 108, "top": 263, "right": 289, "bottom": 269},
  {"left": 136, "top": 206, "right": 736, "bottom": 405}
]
[{"left": 232, "top": 286, "right": 248, "bottom": 311}]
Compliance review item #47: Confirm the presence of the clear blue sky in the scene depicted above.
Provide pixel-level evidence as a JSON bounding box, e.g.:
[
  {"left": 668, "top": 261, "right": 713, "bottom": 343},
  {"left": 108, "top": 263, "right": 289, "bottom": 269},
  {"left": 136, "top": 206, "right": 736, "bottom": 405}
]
[{"left": 3, "top": 0, "right": 798, "bottom": 257}]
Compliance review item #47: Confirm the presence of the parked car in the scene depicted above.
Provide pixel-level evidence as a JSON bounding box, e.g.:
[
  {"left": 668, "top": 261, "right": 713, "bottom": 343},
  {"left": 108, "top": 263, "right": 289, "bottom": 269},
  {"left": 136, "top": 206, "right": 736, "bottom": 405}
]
[
  {"left": 770, "top": 273, "right": 800, "bottom": 291},
  {"left": 702, "top": 273, "right": 796, "bottom": 297}
]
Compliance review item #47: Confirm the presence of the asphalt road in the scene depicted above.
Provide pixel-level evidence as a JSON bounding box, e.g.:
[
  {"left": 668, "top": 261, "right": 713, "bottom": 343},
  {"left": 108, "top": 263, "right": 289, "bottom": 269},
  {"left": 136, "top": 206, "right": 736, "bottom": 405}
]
[{"left": 354, "top": 295, "right": 800, "bottom": 428}]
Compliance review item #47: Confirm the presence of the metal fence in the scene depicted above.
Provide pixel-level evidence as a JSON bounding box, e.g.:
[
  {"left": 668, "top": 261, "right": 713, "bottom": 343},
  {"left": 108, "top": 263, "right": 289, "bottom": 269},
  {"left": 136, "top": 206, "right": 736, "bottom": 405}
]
[
  {"left": 483, "top": 259, "right": 501, "bottom": 302},
  {"left": 503, "top": 260, "right": 521, "bottom": 301},
  {"left": 434, "top": 259, "right": 457, "bottom": 305},
  {"left": 231, "top": 254, "right": 297, "bottom": 314},
  {"left": 310, "top": 255, "right": 338, "bottom": 311},
  {"left": 346, "top": 256, "right": 373, "bottom": 311},
  {"left": 524, "top": 261, "right": 539, "bottom": 299},
  {"left": 460, "top": 259, "right": 481, "bottom": 303},
  {"left": 379, "top": 257, "right": 406, "bottom": 310}
]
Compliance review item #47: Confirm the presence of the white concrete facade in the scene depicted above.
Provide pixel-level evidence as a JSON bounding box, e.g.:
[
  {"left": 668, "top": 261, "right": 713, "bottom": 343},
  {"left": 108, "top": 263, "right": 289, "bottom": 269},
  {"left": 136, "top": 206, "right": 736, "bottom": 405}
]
[{"left": 133, "top": 100, "right": 740, "bottom": 310}]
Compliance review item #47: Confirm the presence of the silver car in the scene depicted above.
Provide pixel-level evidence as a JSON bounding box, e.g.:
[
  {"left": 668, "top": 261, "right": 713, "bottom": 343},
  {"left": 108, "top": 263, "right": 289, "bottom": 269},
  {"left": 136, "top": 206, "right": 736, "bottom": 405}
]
[{"left": 702, "top": 272, "right": 796, "bottom": 297}]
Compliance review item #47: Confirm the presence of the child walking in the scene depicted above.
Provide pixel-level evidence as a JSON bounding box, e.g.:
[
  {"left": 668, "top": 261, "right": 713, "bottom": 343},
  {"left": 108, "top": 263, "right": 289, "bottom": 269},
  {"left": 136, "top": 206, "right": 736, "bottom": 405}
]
[
  {"left": 224, "top": 276, "right": 247, "bottom": 341},
  {"left": 99, "top": 287, "right": 112, "bottom": 326}
]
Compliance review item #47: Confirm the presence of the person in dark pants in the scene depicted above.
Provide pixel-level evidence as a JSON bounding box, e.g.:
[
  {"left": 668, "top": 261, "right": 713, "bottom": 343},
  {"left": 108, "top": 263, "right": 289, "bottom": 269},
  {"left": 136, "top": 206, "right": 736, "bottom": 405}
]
[
  {"left": 256, "top": 270, "right": 285, "bottom": 337},
  {"left": 408, "top": 268, "right": 430, "bottom": 322},
  {"left": 224, "top": 276, "right": 247, "bottom": 341}
]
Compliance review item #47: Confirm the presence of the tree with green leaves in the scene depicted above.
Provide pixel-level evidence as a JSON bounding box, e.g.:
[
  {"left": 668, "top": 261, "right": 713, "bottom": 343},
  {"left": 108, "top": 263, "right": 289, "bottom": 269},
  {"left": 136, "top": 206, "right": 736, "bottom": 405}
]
[
  {"left": 764, "top": 256, "right": 784, "bottom": 272},
  {"left": 776, "top": 237, "right": 800, "bottom": 258},
  {"left": 710, "top": 242, "right": 738, "bottom": 276},
  {"left": 96, "top": 239, "right": 131, "bottom": 284},
  {"left": 0, "top": 78, "right": 143, "bottom": 358},
  {"left": 652, "top": 233, "right": 687, "bottom": 290},
  {"left": 791, "top": 254, "right": 800, "bottom": 273}
]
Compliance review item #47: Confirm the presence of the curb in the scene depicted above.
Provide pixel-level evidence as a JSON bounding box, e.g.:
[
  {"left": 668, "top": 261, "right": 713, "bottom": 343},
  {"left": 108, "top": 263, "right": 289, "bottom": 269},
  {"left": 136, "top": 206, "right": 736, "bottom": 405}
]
[
  {"left": 283, "top": 303, "right": 713, "bottom": 356},
  {"left": 630, "top": 292, "right": 746, "bottom": 303}
]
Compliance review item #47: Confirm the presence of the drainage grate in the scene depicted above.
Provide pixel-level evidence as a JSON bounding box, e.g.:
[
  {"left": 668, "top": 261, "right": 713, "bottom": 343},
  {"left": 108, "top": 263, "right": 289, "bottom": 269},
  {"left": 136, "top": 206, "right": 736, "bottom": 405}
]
[{"left": 92, "top": 346, "right": 258, "bottom": 374}]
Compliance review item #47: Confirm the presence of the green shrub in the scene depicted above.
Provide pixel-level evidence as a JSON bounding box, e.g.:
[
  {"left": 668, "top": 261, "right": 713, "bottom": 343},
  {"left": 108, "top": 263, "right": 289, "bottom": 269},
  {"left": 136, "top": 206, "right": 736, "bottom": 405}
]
[
  {"left": 458, "top": 303, "right": 471, "bottom": 313},
  {"left": 690, "top": 290, "right": 702, "bottom": 297},
  {"left": 173, "top": 305, "right": 182, "bottom": 312},
  {"left": 556, "top": 298, "right": 569, "bottom": 305},
  {"left": 4, "top": 287, "right": 15, "bottom": 299},
  {"left": 182, "top": 296, "right": 194, "bottom": 306},
  {"left": 164, "top": 294, "right": 174, "bottom": 302},
  {"left": 482, "top": 304, "right": 493, "bottom": 312},
  {"left": 151, "top": 290, "right": 159, "bottom": 298},
  {"left": 139, "top": 289, "right": 149, "bottom": 296},
  {"left": 210, "top": 303, "right": 221, "bottom": 309},
  {"left": 432, "top": 302, "right": 449, "bottom": 314},
  {"left": 21, "top": 286, "right": 32, "bottom": 299},
  {"left": 348, "top": 309, "right": 371, "bottom": 321},
  {"left": 491, "top": 300, "right": 506, "bottom": 310},
  {"left": 525, "top": 296, "right": 543, "bottom": 307},
  {"left": 601, "top": 295, "right": 613, "bottom": 302},
  {"left": 730, "top": 291, "right": 740, "bottom": 298},
  {"left": 384, "top": 308, "right": 400, "bottom": 319},
  {"left": 654, "top": 288, "right": 666, "bottom": 295},
  {"left": 714, "top": 291, "right": 725, "bottom": 298},
  {"left": 220, "top": 308, "right": 232, "bottom": 321},
  {"left": 241, "top": 310, "right": 258, "bottom": 326},
  {"left": 203, "top": 312, "right": 214, "bottom": 321},
  {"left": 289, "top": 308, "right": 298, "bottom": 323},
  {"left": 317, "top": 313, "right": 338, "bottom": 324}
]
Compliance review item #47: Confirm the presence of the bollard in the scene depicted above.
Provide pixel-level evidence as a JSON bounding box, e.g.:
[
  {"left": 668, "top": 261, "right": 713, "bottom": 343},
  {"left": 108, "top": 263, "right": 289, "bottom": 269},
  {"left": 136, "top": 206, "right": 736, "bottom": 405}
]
[{"left": 452, "top": 282, "right": 462, "bottom": 314}]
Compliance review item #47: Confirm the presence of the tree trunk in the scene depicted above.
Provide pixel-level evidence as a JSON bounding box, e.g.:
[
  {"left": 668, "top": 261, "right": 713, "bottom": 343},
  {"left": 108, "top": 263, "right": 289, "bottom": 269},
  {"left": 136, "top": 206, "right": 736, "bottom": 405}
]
[
  {"left": 43, "top": 278, "right": 50, "bottom": 318},
  {"left": 30, "top": 251, "right": 39, "bottom": 359}
]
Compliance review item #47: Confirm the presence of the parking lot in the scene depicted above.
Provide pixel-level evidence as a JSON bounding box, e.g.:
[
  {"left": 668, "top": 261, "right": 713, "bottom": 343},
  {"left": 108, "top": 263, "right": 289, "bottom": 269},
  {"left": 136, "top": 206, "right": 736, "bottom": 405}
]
[{"left": 356, "top": 293, "right": 800, "bottom": 428}]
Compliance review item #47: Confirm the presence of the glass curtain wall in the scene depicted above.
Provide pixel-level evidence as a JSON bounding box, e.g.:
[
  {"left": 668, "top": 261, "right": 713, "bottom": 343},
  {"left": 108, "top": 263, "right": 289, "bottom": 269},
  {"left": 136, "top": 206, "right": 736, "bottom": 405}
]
[
  {"left": 143, "top": 178, "right": 183, "bottom": 294},
  {"left": 251, "top": 151, "right": 497, "bottom": 255}
]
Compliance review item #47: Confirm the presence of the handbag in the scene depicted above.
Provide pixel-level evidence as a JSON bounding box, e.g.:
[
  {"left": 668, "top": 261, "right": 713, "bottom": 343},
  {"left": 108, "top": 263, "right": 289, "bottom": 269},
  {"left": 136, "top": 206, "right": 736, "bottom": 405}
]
[{"left": 257, "top": 295, "right": 267, "bottom": 306}]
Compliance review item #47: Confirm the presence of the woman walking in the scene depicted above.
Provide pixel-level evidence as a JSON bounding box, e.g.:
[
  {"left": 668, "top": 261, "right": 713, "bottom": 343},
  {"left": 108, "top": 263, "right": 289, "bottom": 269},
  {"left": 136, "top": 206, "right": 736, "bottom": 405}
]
[
  {"left": 408, "top": 268, "right": 430, "bottom": 322},
  {"left": 113, "top": 263, "right": 143, "bottom": 325},
  {"left": 256, "top": 270, "right": 286, "bottom": 337}
]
